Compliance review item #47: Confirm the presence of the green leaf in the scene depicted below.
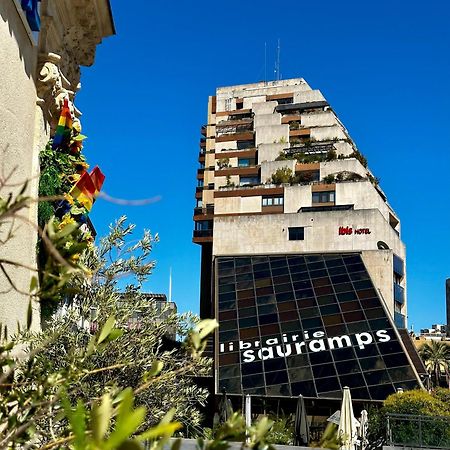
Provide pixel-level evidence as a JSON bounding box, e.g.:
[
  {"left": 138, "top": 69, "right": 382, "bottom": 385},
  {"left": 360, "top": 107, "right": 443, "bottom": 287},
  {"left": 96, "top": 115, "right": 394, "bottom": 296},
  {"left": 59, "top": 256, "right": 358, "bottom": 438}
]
[
  {"left": 91, "top": 394, "right": 112, "bottom": 443},
  {"left": 143, "top": 360, "right": 163, "bottom": 381},
  {"left": 98, "top": 316, "right": 116, "bottom": 344},
  {"left": 136, "top": 423, "right": 181, "bottom": 442},
  {"left": 117, "top": 441, "right": 144, "bottom": 450},
  {"left": 196, "top": 319, "right": 218, "bottom": 340},
  {"left": 26, "top": 300, "right": 32, "bottom": 330},
  {"left": 62, "top": 395, "right": 87, "bottom": 450},
  {"left": 29, "top": 276, "right": 38, "bottom": 294}
]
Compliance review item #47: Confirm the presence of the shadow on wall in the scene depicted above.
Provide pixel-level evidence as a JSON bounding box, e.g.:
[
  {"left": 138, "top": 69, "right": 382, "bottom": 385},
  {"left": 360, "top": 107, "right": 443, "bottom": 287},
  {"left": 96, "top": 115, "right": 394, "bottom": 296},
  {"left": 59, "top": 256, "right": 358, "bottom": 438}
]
[{"left": 0, "top": 0, "right": 36, "bottom": 80}]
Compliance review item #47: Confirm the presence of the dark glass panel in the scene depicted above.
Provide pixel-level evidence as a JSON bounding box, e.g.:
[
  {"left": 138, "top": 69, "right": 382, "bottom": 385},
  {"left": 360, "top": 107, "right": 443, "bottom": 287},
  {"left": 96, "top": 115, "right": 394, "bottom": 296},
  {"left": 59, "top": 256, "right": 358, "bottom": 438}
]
[
  {"left": 264, "top": 358, "right": 287, "bottom": 372},
  {"left": 360, "top": 297, "right": 381, "bottom": 308},
  {"left": 279, "top": 310, "right": 299, "bottom": 321},
  {"left": 331, "top": 346, "right": 357, "bottom": 361},
  {"left": 218, "top": 268, "right": 234, "bottom": 277},
  {"left": 256, "top": 295, "right": 275, "bottom": 305},
  {"left": 243, "top": 386, "right": 265, "bottom": 395},
  {"left": 299, "top": 307, "right": 320, "bottom": 319},
  {"left": 354, "top": 344, "right": 379, "bottom": 358},
  {"left": 357, "top": 288, "right": 377, "bottom": 299},
  {"left": 336, "top": 291, "right": 358, "bottom": 302},
  {"left": 309, "top": 351, "right": 333, "bottom": 364},
  {"left": 288, "top": 366, "right": 313, "bottom": 382},
  {"left": 313, "top": 363, "right": 337, "bottom": 378},
  {"left": 259, "top": 314, "right": 279, "bottom": 325},
  {"left": 343, "top": 310, "right": 366, "bottom": 322},
  {"left": 346, "top": 322, "right": 370, "bottom": 334},
  {"left": 296, "top": 297, "right": 317, "bottom": 308},
  {"left": 345, "top": 263, "right": 366, "bottom": 273},
  {"left": 239, "top": 298, "right": 255, "bottom": 308},
  {"left": 318, "top": 390, "right": 342, "bottom": 399},
  {"left": 388, "top": 366, "right": 416, "bottom": 382},
  {"left": 235, "top": 257, "right": 252, "bottom": 267},
  {"left": 364, "top": 369, "right": 392, "bottom": 385},
  {"left": 293, "top": 280, "right": 313, "bottom": 290},
  {"left": 393, "top": 380, "right": 420, "bottom": 391},
  {"left": 324, "top": 257, "right": 344, "bottom": 267},
  {"left": 305, "top": 255, "right": 323, "bottom": 263},
  {"left": 275, "top": 291, "right": 294, "bottom": 303},
  {"left": 368, "top": 318, "right": 390, "bottom": 330},
  {"left": 271, "top": 267, "right": 290, "bottom": 277},
  {"left": 240, "top": 327, "right": 259, "bottom": 339},
  {"left": 241, "top": 361, "right": 263, "bottom": 376},
  {"left": 364, "top": 308, "right": 385, "bottom": 319},
  {"left": 254, "top": 277, "right": 272, "bottom": 288},
  {"left": 219, "top": 310, "right": 237, "bottom": 321},
  {"left": 235, "top": 265, "right": 253, "bottom": 275},
  {"left": 236, "top": 280, "right": 254, "bottom": 291},
  {"left": 220, "top": 320, "right": 238, "bottom": 331},
  {"left": 359, "top": 356, "right": 387, "bottom": 371},
  {"left": 239, "top": 316, "right": 258, "bottom": 328},
  {"left": 330, "top": 274, "right": 351, "bottom": 284},
  {"left": 301, "top": 317, "right": 323, "bottom": 329},
  {"left": 252, "top": 263, "right": 270, "bottom": 272},
  {"left": 327, "top": 266, "right": 348, "bottom": 275},
  {"left": 218, "top": 300, "right": 236, "bottom": 310},
  {"left": 280, "top": 321, "right": 302, "bottom": 333},
  {"left": 274, "top": 283, "right": 293, "bottom": 294},
  {"left": 340, "top": 301, "right": 361, "bottom": 312},
  {"left": 342, "top": 254, "right": 361, "bottom": 265},
  {"left": 312, "top": 277, "right": 331, "bottom": 288},
  {"left": 295, "top": 288, "right": 315, "bottom": 299},
  {"left": 350, "top": 386, "right": 371, "bottom": 400},
  {"left": 254, "top": 270, "right": 271, "bottom": 279},
  {"left": 269, "top": 256, "right": 288, "bottom": 267},
  {"left": 288, "top": 256, "right": 306, "bottom": 266},
  {"left": 273, "top": 275, "right": 291, "bottom": 285},
  {"left": 237, "top": 289, "right": 255, "bottom": 300},
  {"left": 219, "top": 352, "right": 240, "bottom": 365},
  {"left": 239, "top": 306, "right": 257, "bottom": 318},
  {"left": 219, "top": 330, "right": 239, "bottom": 341},
  {"left": 251, "top": 256, "right": 269, "bottom": 264},
  {"left": 289, "top": 264, "right": 308, "bottom": 274},
  {"left": 314, "top": 286, "right": 334, "bottom": 296},
  {"left": 353, "top": 279, "right": 373, "bottom": 290},
  {"left": 219, "top": 291, "right": 236, "bottom": 302},
  {"left": 219, "top": 377, "right": 242, "bottom": 394},
  {"left": 218, "top": 259, "right": 234, "bottom": 268},
  {"left": 291, "top": 380, "right": 317, "bottom": 397},
  {"left": 340, "top": 372, "right": 366, "bottom": 388},
  {"left": 325, "top": 324, "right": 347, "bottom": 336},
  {"left": 258, "top": 304, "right": 277, "bottom": 315},
  {"left": 377, "top": 338, "right": 403, "bottom": 354},
  {"left": 265, "top": 370, "right": 289, "bottom": 385},
  {"left": 219, "top": 284, "right": 236, "bottom": 294},
  {"left": 322, "top": 314, "right": 344, "bottom": 326},
  {"left": 278, "top": 301, "right": 297, "bottom": 311},
  {"left": 219, "top": 365, "right": 241, "bottom": 379},
  {"left": 267, "top": 384, "right": 291, "bottom": 396},
  {"left": 260, "top": 324, "right": 280, "bottom": 336},
  {"left": 309, "top": 269, "right": 328, "bottom": 278},
  {"left": 368, "top": 384, "right": 395, "bottom": 400},
  {"left": 383, "top": 353, "right": 409, "bottom": 368},
  {"left": 318, "top": 304, "right": 339, "bottom": 316},
  {"left": 315, "top": 377, "right": 341, "bottom": 393},
  {"left": 307, "top": 261, "right": 326, "bottom": 271},
  {"left": 287, "top": 354, "right": 310, "bottom": 368},
  {"left": 236, "top": 272, "right": 254, "bottom": 282},
  {"left": 349, "top": 271, "right": 370, "bottom": 282},
  {"left": 335, "top": 359, "right": 361, "bottom": 375},
  {"left": 291, "top": 271, "right": 310, "bottom": 281},
  {"left": 333, "top": 282, "right": 354, "bottom": 293},
  {"left": 242, "top": 374, "right": 265, "bottom": 388},
  {"left": 256, "top": 286, "right": 274, "bottom": 296},
  {"left": 317, "top": 295, "right": 337, "bottom": 305}
]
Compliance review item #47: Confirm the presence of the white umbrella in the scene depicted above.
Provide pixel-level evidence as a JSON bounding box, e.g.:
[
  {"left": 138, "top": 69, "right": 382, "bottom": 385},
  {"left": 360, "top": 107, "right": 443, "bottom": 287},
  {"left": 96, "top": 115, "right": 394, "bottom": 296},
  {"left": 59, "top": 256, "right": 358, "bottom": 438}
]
[
  {"left": 358, "top": 410, "right": 368, "bottom": 450},
  {"left": 338, "top": 387, "right": 358, "bottom": 450},
  {"left": 245, "top": 395, "right": 251, "bottom": 443}
]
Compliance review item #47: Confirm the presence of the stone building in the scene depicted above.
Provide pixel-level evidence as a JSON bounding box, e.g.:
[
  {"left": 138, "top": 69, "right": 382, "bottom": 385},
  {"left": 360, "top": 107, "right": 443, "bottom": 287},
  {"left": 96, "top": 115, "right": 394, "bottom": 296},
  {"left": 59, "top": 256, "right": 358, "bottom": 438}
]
[
  {"left": 0, "top": 0, "right": 114, "bottom": 332},
  {"left": 193, "top": 79, "right": 425, "bottom": 411}
]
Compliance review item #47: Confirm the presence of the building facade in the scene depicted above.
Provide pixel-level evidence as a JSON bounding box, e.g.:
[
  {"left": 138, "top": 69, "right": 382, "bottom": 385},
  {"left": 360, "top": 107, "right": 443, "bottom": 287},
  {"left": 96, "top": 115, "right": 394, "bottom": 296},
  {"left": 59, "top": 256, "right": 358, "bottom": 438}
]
[
  {"left": 194, "top": 79, "right": 424, "bottom": 406},
  {"left": 0, "top": 0, "right": 114, "bottom": 332}
]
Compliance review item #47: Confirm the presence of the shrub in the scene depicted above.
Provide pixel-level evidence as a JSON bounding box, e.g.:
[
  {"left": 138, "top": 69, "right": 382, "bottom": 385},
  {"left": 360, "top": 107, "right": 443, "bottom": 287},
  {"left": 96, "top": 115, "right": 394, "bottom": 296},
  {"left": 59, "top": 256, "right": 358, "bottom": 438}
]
[
  {"left": 322, "top": 174, "right": 335, "bottom": 184},
  {"left": 271, "top": 167, "right": 295, "bottom": 184},
  {"left": 325, "top": 149, "right": 337, "bottom": 161}
]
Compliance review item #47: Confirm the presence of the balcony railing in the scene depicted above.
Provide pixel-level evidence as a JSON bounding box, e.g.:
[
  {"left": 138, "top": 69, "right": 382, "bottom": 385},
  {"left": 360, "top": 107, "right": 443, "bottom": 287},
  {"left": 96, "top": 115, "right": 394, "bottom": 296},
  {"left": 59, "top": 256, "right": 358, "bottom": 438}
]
[
  {"left": 393, "top": 254, "right": 405, "bottom": 277},
  {"left": 194, "top": 206, "right": 214, "bottom": 216},
  {"left": 193, "top": 230, "right": 213, "bottom": 238},
  {"left": 387, "top": 413, "right": 450, "bottom": 449},
  {"left": 284, "top": 142, "right": 335, "bottom": 157},
  {"left": 394, "top": 283, "right": 405, "bottom": 304},
  {"left": 394, "top": 311, "right": 406, "bottom": 329}
]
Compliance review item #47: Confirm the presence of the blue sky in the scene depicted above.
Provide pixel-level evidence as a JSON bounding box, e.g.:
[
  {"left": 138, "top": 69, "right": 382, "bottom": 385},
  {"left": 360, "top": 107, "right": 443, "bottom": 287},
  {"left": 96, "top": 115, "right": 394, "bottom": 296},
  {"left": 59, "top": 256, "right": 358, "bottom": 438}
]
[{"left": 78, "top": 0, "right": 450, "bottom": 331}]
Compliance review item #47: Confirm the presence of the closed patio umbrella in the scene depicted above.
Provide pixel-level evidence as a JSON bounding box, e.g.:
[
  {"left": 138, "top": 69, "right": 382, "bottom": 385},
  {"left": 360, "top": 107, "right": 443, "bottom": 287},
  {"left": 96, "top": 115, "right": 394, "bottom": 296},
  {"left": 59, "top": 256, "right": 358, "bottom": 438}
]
[
  {"left": 358, "top": 410, "right": 368, "bottom": 450},
  {"left": 294, "top": 394, "right": 310, "bottom": 446},
  {"left": 338, "top": 387, "right": 358, "bottom": 450},
  {"left": 218, "top": 388, "right": 233, "bottom": 423}
]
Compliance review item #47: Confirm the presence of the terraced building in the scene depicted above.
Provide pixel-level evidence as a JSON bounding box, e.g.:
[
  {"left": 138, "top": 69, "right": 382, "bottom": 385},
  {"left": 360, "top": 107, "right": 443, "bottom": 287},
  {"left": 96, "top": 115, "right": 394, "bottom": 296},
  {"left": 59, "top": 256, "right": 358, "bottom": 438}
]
[{"left": 193, "top": 79, "right": 425, "bottom": 405}]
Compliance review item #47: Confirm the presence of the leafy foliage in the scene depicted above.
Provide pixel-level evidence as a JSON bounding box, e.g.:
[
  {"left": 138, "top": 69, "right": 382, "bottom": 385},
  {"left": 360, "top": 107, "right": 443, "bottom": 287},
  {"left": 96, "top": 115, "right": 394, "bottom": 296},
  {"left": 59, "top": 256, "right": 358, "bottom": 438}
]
[{"left": 419, "top": 340, "right": 450, "bottom": 387}]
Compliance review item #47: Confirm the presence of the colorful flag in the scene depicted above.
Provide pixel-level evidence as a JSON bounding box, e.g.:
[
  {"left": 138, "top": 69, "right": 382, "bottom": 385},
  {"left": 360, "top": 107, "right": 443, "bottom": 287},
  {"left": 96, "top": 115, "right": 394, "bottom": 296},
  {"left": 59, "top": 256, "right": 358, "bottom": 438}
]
[
  {"left": 90, "top": 166, "right": 106, "bottom": 198},
  {"left": 69, "top": 171, "right": 96, "bottom": 212},
  {"left": 52, "top": 97, "right": 73, "bottom": 150}
]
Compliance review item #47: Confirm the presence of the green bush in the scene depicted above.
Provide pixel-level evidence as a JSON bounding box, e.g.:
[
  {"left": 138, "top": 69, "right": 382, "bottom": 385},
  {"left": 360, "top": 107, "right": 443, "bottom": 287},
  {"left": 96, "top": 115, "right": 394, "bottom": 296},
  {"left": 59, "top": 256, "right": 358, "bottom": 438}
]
[{"left": 271, "top": 167, "right": 295, "bottom": 184}]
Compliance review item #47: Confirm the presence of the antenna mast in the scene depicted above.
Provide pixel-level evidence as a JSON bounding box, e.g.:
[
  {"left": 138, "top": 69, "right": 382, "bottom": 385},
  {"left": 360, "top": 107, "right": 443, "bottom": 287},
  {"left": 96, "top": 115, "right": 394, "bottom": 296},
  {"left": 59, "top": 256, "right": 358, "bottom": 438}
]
[
  {"left": 169, "top": 267, "right": 172, "bottom": 302},
  {"left": 275, "top": 38, "right": 281, "bottom": 81}
]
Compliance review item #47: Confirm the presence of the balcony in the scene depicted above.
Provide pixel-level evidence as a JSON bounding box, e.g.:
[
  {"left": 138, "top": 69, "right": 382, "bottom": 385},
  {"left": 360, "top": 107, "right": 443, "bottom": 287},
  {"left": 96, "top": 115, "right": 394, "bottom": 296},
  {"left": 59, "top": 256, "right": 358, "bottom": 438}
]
[
  {"left": 194, "top": 205, "right": 214, "bottom": 216},
  {"left": 200, "top": 125, "right": 207, "bottom": 136},
  {"left": 284, "top": 142, "right": 335, "bottom": 157},
  {"left": 394, "top": 283, "right": 405, "bottom": 304},
  {"left": 276, "top": 100, "right": 329, "bottom": 114},
  {"left": 394, "top": 311, "right": 406, "bottom": 329},
  {"left": 393, "top": 254, "right": 405, "bottom": 277},
  {"left": 193, "top": 229, "right": 213, "bottom": 238}
]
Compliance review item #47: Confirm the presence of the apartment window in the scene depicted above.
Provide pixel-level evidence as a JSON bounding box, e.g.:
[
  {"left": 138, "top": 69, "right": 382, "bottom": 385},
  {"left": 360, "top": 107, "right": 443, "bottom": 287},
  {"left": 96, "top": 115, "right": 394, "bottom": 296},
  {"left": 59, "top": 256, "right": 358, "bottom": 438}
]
[
  {"left": 239, "top": 176, "right": 259, "bottom": 186},
  {"left": 312, "top": 191, "right": 335, "bottom": 204},
  {"left": 237, "top": 140, "right": 254, "bottom": 150},
  {"left": 288, "top": 227, "right": 304, "bottom": 240},
  {"left": 197, "top": 179, "right": 204, "bottom": 187},
  {"left": 225, "top": 99, "right": 232, "bottom": 111},
  {"left": 196, "top": 199, "right": 203, "bottom": 208},
  {"left": 262, "top": 196, "right": 284, "bottom": 207},
  {"left": 238, "top": 158, "right": 256, "bottom": 167},
  {"left": 277, "top": 97, "right": 293, "bottom": 105}
]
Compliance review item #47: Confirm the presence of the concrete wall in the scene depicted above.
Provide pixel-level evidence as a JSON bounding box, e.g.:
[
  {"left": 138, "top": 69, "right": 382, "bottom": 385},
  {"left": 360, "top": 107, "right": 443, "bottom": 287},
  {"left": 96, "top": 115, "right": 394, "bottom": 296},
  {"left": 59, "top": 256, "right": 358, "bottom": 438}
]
[
  {"left": 310, "top": 125, "right": 346, "bottom": 142},
  {"left": 320, "top": 158, "right": 367, "bottom": 179},
  {"left": 261, "top": 159, "right": 296, "bottom": 183},
  {"left": 255, "top": 124, "right": 289, "bottom": 147},
  {"left": 0, "top": 0, "right": 42, "bottom": 331},
  {"left": 301, "top": 111, "right": 338, "bottom": 128},
  {"left": 258, "top": 143, "right": 285, "bottom": 163}
]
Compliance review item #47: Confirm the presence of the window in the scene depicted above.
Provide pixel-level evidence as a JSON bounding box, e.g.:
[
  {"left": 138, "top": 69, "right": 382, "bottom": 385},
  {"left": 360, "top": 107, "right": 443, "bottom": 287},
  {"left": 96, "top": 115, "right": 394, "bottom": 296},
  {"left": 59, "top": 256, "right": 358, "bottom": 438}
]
[
  {"left": 197, "top": 179, "right": 204, "bottom": 187},
  {"left": 262, "top": 196, "right": 284, "bottom": 207},
  {"left": 238, "top": 158, "right": 256, "bottom": 167},
  {"left": 237, "top": 140, "right": 255, "bottom": 150},
  {"left": 225, "top": 99, "right": 232, "bottom": 111},
  {"left": 239, "top": 176, "right": 259, "bottom": 186},
  {"left": 312, "top": 191, "right": 335, "bottom": 204},
  {"left": 288, "top": 227, "right": 304, "bottom": 240}
]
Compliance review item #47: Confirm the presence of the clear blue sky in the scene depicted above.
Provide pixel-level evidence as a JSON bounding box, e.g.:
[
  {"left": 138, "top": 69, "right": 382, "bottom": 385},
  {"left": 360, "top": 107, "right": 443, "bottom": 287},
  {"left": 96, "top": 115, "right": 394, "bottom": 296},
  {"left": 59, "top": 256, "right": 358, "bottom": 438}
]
[{"left": 78, "top": 0, "right": 450, "bottom": 331}]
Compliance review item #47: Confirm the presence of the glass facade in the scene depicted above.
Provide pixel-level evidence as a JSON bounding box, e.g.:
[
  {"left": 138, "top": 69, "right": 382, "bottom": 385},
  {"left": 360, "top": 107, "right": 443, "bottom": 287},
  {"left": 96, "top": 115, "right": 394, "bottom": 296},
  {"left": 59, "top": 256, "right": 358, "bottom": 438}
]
[{"left": 216, "top": 253, "right": 421, "bottom": 401}]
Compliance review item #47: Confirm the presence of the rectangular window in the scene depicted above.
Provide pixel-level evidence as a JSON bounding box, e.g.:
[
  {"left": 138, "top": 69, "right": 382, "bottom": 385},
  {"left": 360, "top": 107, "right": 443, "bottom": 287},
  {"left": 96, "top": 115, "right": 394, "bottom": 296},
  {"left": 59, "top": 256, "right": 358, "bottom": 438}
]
[
  {"left": 312, "top": 191, "right": 335, "bottom": 204},
  {"left": 238, "top": 158, "right": 250, "bottom": 167},
  {"left": 225, "top": 99, "right": 232, "bottom": 111},
  {"left": 288, "top": 227, "right": 304, "bottom": 241},
  {"left": 240, "top": 176, "right": 259, "bottom": 186},
  {"left": 262, "top": 196, "right": 284, "bottom": 207}
]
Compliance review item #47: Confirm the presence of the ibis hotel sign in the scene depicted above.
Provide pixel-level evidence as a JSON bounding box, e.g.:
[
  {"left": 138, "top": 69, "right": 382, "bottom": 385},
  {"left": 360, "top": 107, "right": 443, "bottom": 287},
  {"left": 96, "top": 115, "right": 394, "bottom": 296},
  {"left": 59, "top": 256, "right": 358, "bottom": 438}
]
[
  {"left": 338, "top": 226, "right": 371, "bottom": 235},
  {"left": 216, "top": 253, "right": 421, "bottom": 401}
]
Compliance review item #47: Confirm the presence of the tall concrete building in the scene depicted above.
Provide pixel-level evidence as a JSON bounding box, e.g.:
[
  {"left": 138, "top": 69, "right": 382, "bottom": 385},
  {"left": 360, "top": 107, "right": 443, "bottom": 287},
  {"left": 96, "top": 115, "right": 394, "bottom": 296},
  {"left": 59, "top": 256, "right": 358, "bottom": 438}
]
[{"left": 194, "top": 79, "right": 424, "bottom": 406}]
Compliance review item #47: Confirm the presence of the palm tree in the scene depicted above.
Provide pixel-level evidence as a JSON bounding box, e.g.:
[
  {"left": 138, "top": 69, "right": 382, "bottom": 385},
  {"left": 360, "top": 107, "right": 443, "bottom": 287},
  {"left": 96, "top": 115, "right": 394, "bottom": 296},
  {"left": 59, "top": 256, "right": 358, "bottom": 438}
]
[{"left": 419, "top": 341, "right": 450, "bottom": 388}]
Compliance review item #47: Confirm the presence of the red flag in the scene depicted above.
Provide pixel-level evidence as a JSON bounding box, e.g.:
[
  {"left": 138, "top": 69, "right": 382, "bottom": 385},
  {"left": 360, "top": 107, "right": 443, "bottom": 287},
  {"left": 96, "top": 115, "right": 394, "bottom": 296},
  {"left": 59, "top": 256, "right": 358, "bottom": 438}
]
[{"left": 90, "top": 166, "right": 105, "bottom": 198}]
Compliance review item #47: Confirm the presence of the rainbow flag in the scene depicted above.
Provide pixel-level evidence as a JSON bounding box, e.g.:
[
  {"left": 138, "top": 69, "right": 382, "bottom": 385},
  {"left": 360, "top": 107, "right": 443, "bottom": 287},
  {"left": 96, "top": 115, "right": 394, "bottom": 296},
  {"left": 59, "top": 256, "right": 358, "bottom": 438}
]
[
  {"left": 52, "top": 97, "right": 72, "bottom": 150},
  {"left": 69, "top": 171, "right": 96, "bottom": 212},
  {"left": 90, "top": 166, "right": 105, "bottom": 198}
]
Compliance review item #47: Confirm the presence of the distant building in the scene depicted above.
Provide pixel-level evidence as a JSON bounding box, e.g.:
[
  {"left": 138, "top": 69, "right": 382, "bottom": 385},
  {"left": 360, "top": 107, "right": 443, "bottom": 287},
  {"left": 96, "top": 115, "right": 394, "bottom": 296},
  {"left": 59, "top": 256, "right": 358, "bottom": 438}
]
[{"left": 416, "top": 324, "right": 448, "bottom": 342}]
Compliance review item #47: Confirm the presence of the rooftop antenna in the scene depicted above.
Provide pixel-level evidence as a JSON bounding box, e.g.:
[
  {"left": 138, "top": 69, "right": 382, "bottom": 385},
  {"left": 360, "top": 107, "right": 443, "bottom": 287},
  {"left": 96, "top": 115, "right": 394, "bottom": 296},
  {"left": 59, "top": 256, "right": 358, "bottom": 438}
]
[
  {"left": 264, "top": 42, "right": 267, "bottom": 85},
  {"left": 168, "top": 267, "right": 172, "bottom": 302},
  {"left": 274, "top": 38, "right": 281, "bottom": 81}
]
